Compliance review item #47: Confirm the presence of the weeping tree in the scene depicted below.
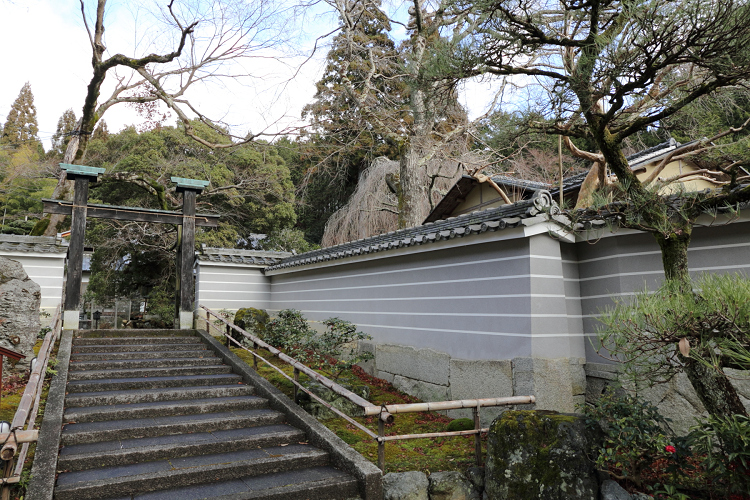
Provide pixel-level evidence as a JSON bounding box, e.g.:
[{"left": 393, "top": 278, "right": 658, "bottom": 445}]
[
  {"left": 456, "top": 0, "right": 750, "bottom": 417},
  {"left": 38, "top": 0, "right": 296, "bottom": 237}
]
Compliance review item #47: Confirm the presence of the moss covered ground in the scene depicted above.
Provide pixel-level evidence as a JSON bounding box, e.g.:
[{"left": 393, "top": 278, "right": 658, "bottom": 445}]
[{"left": 230, "top": 344, "right": 488, "bottom": 474}]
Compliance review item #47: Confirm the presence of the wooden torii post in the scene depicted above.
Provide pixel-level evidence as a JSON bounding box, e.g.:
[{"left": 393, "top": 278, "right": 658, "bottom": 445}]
[{"left": 45, "top": 165, "right": 218, "bottom": 330}]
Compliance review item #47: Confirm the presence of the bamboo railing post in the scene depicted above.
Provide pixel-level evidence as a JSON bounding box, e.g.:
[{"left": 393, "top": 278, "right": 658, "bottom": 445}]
[
  {"left": 1, "top": 458, "right": 13, "bottom": 500},
  {"left": 473, "top": 403, "right": 482, "bottom": 466},
  {"left": 253, "top": 343, "right": 258, "bottom": 370},
  {"left": 378, "top": 418, "right": 385, "bottom": 473},
  {"left": 225, "top": 324, "right": 231, "bottom": 348},
  {"left": 293, "top": 368, "right": 300, "bottom": 402}
]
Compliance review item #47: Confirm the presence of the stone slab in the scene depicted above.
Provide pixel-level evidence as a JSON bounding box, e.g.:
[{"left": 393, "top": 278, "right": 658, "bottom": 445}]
[
  {"left": 376, "top": 343, "right": 450, "bottom": 386},
  {"left": 447, "top": 359, "right": 513, "bottom": 425},
  {"left": 393, "top": 375, "right": 449, "bottom": 403}
]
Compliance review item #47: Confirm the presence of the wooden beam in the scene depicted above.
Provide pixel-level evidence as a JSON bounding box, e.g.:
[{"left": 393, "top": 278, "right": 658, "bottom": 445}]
[
  {"left": 179, "top": 190, "right": 196, "bottom": 314},
  {"left": 64, "top": 177, "right": 90, "bottom": 313},
  {"left": 42, "top": 200, "right": 219, "bottom": 227}
]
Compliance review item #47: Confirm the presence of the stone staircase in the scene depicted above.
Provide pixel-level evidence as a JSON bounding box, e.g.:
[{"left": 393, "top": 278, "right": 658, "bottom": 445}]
[{"left": 35, "top": 329, "right": 379, "bottom": 500}]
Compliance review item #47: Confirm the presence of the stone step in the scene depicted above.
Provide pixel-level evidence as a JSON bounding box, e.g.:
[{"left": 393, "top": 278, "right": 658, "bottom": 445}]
[
  {"left": 64, "top": 395, "right": 269, "bottom": 423},
  {"left": 54, "top": 445, "right": 330, "bottom": 500},
  {"left": 73, "top": 337, "right": 200, "bottom": 346},
  {"left": 67, "top": 365, "right": 232, "bottom": 381},
  {"left": 79, "top": 329, "right": 196, "bottom": 338},
  {"left": 61, "top": 408, "right": 286, "bottom": 445},
  {"left": 104, "top": 466, "right": 360, "bottom": 500},
  {"left": 70, "top": 344, "right": 211, "bottom": 359},
  {"left": 70, "top": 349, "right": 211, "bottom": 361},
  {"left": 65, "top": 384, "right": 255, "bottom": 408},
  {"left": 58, "top": 424, "right": 306, "bottom": 470},
  {"left": 68, "top": 356, "right": 221, "bottom": 371},
  {"left": 66, "top": 373, "right": 243, "bottom": 393}
]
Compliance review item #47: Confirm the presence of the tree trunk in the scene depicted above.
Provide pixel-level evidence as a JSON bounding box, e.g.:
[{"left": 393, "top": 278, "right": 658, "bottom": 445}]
[
  {"left": 398, "top": 143, "right": 428, "bottom": 228},
  {"left": 654, "top": 225, "right": 692, "bottom": 286},
  {"left": 683, "top": 357, "right": 748, "bottom": 417}
]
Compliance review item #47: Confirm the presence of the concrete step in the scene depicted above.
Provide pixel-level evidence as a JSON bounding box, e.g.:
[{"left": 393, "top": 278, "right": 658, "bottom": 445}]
[
  {"left": 65, "top": 384, "right": 255, "bottom": 408},
  {"left": 67, "top": 365, "right": 232, "bottom": 381},
  {"left": 71, "top": 343, "right": 208, "bottom": 353},
  {"left": 104, "top": 466, "right": 360, "bottom": 500},
  {"left": 61, "top": 408, "right": 286, "bottom": 445},
  {"left": 73, "top": 337, "right": 201, "bottom": 346},
  {"left": 54, "top": 445, "right": 330, "bottom": 500},
  {"left": 64, "top": 395, "right": 270, "bottom": 423},
  {"left": 58, "top": 423, "right": 306, "bottom": 470},
  {"left": 68, "top": 356, "right": 221, "bottom": 371},
  {"left": 70, "top": 349, "right": 211, "bottom": 361},
  {"left": 66, "top": 373, "right": 243, "bottom": 393}
]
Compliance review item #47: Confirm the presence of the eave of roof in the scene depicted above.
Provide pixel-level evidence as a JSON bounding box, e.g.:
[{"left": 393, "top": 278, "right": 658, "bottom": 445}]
[
  {"left": 0, "top": 234, "right": 69, "bottom": 254},
  {"left": 196, "top": 247, "right": 291, "bottom": 267}
]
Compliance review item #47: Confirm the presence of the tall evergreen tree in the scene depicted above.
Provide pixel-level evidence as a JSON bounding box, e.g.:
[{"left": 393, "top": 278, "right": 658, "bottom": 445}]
[
  {"left": 50, "top": 109, "right": 78, "bottom": 158},
  {"left": 1, "top": 82, "right": 40, "bottom": 147},
  {"left": 298, "top": 0, "right": 406, "bottom": 243}
]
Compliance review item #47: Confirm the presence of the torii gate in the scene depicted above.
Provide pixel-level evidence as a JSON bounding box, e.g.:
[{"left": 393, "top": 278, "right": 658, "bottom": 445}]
[{"left": 43, "top": 164, "right": 219, "bottom": 330}]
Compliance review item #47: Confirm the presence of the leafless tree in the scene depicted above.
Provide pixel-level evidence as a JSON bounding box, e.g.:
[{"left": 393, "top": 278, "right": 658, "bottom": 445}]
[{"left": 42, "top": 0, "right": 297, "bottom": 236}]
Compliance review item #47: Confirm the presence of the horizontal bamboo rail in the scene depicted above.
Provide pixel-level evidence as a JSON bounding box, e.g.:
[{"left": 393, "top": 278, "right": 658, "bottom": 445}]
[
  {"left": 363, "top": 396, "right": 535, "bottom": 417},
  {"left": 379, "top": 428, "right": 488, "bottom": 442},
  {"left": 201, "top": 306, "right": 393, "bottom": 423}
]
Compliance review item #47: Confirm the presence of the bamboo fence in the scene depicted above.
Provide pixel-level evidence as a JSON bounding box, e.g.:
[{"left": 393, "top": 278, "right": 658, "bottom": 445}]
[
  {"left": 201, "top": 306, "right": 535, "bottom": 472},
  {"left": 1, "top": 306, "right": 62, "bottom": 498}
]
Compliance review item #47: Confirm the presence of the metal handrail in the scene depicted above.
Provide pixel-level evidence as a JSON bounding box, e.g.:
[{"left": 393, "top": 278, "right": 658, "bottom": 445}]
[
  {"left": 199, "top": 305, "right": 535, "bottom": 472},
  {"left": 1, "top": 305, "right": 62, "bottom": 494}
]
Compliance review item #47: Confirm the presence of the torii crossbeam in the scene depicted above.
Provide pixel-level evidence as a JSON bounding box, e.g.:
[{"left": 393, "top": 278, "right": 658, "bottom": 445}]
[{"left": 45, "top": 164, "right": 217, "bottom": 330}]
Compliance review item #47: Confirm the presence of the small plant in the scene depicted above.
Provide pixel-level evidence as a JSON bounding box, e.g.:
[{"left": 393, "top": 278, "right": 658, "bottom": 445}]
[
  {"left": 580, "top": 388, "right": 675, "bottom": 487},
  {"left": 264, "top": 309, "right": 314, "bottom": 353},
  {"left": 688, "top": 413, "right": 750, "bottom": 496},
  {"left": 38, "top": 326, "right": 51, "bottom": 339},
  {"left": 301, "top": 317, "right": 374, "bottom": 380}
]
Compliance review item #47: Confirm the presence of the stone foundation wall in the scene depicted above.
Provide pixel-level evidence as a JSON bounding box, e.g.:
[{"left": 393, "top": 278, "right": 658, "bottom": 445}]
[
  {"left": 585, "top": 362, "right": 750, "bottom": 435},
  {"left": 359, "top": 341, "right": 586, "bottom": 426}
]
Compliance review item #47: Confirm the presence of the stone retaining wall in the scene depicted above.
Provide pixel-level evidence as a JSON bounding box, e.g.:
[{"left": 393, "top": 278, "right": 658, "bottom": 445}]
[{"left": 359, "top": 341, "right": 586, "bottom": 425}]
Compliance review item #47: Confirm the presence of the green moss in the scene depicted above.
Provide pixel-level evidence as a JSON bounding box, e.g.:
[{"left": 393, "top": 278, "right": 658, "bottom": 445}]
[
  {"left": 29, "top": 217, "right": 49, "bottom": 236},
  {"left": 447, "top": 418, "right": 474, "bottom": 432},
  {"left": 486, "top": 411, "right": 597, "bottom": 499}
]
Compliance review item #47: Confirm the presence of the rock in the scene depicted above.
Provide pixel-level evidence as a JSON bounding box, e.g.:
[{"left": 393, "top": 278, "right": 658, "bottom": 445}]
[
  {"left": 465, "top": 466, "right": 484, "bottom": 493},
  {"left": 383, "top": 471, "right": 429, "bottom": 500},
  {"left": 298, "top": 379, "right": 370, "bottom": 419},
  {"left": 601, "top": 479, "right": 631, "bottom": 500},
  {"left": 428, "top": 471, "right": 478, "bottom": 500},
  {"left": 485, "top": 410, "right": 600, "bottom": 500},
  {"left": 0, "top": 257, "right": 40, "bottom": 373}
]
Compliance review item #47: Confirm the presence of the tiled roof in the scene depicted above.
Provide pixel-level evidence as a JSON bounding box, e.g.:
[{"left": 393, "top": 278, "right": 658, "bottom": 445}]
[
  {"left": 0, "top": 235, "right": 69, "bottom": 254},
  {"left": 267, "top": 191, "right": 559, "bottom": 271},
  {"left": 491, "top": 175, "right": 550, "bottom": 191},
  {"left": 196, "top": 247, "right": 292, "bottom": 267},
  {"left": 550, "top": 139, "right": 685, "bottom": 196}
]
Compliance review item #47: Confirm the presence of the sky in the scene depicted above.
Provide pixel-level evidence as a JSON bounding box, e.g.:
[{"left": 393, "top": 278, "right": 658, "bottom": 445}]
[{"left": 0, "top": 0, "right": 497, "bottom": 151}]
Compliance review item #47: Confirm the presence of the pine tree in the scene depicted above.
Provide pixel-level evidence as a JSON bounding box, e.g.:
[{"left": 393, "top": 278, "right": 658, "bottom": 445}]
[
  {"left": 92, "top": 120, "right": 110, "bottom": 141},
  {"left": 50, "top": 109, "right": 78, "bottom": 157},
  {"left": 1, "top": 82, "right": 40, "bottom": 146}
]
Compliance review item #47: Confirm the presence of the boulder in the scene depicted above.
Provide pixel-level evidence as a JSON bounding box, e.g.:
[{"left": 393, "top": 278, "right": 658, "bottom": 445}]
[
  {"left": 383, "top": 471, "right": 429, "bottom": 500},
  {"left": 600, "top": 479, "right": 631, "bottom": 500},
  {"left": 485, "top": 410, "right": 600, "bottom": 500},
  {"left": 0, "top": 257, "right": 40, "bottom": 373},
  {"left": 465, "top": 466, "right": 485, "bottom": 495},
  {"left": 428, "top": 471, "right": 479, "bottom": 500}
]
